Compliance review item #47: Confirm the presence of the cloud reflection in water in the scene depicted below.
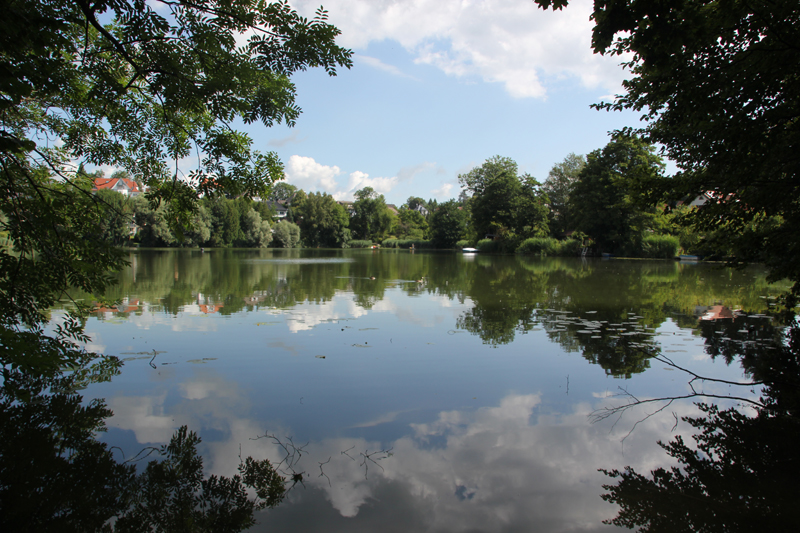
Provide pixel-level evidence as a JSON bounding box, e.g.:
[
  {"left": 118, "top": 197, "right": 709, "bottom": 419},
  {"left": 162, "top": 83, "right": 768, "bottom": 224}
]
[{"left": 105, "top": 370, "right": 694, "bottom": 532}]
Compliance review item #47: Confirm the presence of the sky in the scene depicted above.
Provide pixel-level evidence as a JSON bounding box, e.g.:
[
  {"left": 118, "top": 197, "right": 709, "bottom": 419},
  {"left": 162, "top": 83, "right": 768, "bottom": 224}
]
[
  {"left": 115, "top": 0, "right": 652, "bottom": 207},
  {"left": 244, "top": 0, "right": 646, "bottom": 206}
]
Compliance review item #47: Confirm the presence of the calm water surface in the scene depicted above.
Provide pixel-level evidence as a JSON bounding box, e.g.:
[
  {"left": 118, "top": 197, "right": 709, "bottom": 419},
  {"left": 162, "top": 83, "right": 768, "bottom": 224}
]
[{"left": 67, "top": 249, "right": 787, "bottom": 532}]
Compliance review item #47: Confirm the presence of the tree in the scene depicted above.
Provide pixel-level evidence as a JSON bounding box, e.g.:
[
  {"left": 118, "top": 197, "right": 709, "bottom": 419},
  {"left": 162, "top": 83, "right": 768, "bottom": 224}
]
[
  {"left": 602, "top": 404, "right": 800, "bottom": 532},
  {"left": 268, "top": 182, "right": 298, "bottom": 203},
  {"left": 94, "top": 189, "right": 133, "bottom": 246},
  {"left": 185, "top": 203, "right": 214, "bottom": 246},
  {"left": 394, "top": 207, "right": 429, "bottom": 239},
  {"left": 0, "top": 2, "right": 349, "bottom": 527},
  {"left": 542, "top": 153, "right": 585, "bottom": 236},
  {"left": 512, "top": 174, "right": 550, "bottom": 240},
  {"left": 459, "top": 156, "right": 549, "bottom": 242},
  {"left": 133, "top": 195, "right": 178, "bottom": 247},
  {"left": 114, "top": 427, "right": 285, "bottom": 533},
  {"left": 405, "top": 196, "right": 427, "bottom": 212},
  {"left": 569, "top": 134, "right": 664, "bottom": 254},
  {"left": 209, "top": 198, "right": 242, "bottom": 247},
  {"left": 272, "top": 220, "right": 301, "bottom": 248},
  {"left": 350, "top": 187, "right": 393, "bottom": 241},
  {"left": 429, "top": 200, "right": 466, "bottom": 248},
  {"left": 1, "top": 0, "right": 351, "bottom": 372},
  {"left": 534, "top": 0, "right": 800, "bottom": 295},
  {"left": 241, "top": 208, "right": 272, "bottom": 248},
  {"left": 458, "top": 155, "right": 519, "bottom": 199},
  {"left": 292, "top": 191, "right": 350, "bottom": 247}
]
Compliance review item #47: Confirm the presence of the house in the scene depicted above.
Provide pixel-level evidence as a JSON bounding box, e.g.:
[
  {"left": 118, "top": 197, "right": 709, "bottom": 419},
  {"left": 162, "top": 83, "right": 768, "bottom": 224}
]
[
  {"left": 265, "top": 201, "right": 289, "bottom": 219},
  {"left": 413, "top": 204, "right": 429, "bottom": 217},
  {"left": 337, "top": 201, "right": 355, "bottom": 216},
  {"left": 92, "top": 176, "right": 142, "bottom": 197},
  {"left": 386, "top": 204, "right": 399, "bottom": 215},
  {"left": 678, "top": 190, "right": 735, "bottom": 208}
]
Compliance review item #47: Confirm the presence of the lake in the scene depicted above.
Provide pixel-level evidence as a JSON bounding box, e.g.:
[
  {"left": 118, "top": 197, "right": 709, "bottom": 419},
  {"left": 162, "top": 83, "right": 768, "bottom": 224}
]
[{"left": 65, "top": 248, "right": 787, "bottom": 532}]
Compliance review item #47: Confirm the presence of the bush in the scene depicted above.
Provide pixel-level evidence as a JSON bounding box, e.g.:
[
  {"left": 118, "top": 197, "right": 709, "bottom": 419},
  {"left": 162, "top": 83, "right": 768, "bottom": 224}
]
[
  {"left": 349, "top": 240, "right": 374, "bottom": 248},
  {"left": 516, "top": 237, "right": 559, "bottom": 255},
  {"left": 405, "top": 239, "right": 433, "bottom": 249},
  {"left": 476, "top": 238, "right": 502, "bottom": 253},
  {"left": 456, "top": 240, "right": 470, "bottom": 248},
  {"left": 272, "top": 220, "right": 301, "bottom": 248},
  {"left": 641, "top": 234, "right": 680, "bottom": 258},
  {"left": 515, "top": 237, "right": 584, "bottom": 256},
  {"left": 557, "top": 239, "right": 583, "bottom": 257},
  {"left": 381, "top": 238, "right": 432, "bottom": 249}
]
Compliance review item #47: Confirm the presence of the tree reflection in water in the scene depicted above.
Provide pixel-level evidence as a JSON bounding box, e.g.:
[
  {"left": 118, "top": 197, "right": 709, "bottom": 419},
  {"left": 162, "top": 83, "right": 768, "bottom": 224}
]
[
  {"left": 0, "top": 361, "right": 285, "bottom": 532},
  {"left": 600, "top": 313, "right": 800, "bottom": 531},
  {"left": 23, "top": 252, "right": 797, "bottom": 530}
]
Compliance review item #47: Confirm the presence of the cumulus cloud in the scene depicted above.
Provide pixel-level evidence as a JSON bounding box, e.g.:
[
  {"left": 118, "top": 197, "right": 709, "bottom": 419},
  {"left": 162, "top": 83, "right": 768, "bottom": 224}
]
[
  {"left": 284, "top": 155, "right": 342, "bottom": 192},
  {"left": 291, "top": 0, "right": 627, "bottom": 99},
  {"left": 107, "top": 392, "right": 177, "bottom": 443},
  {"left": 103, "top": 364, "right": 700, "bottom": 532},
  {"left": 283, "top": 156, "right": 403, "bottom": 200},
  {"left": 339, "top": 170, "right": 399, "bottom": 199},
  {"left": 280, "top": 294, "right": 368, "bottom": 333},
  {"left": 282, "top": 152, "right": 448, "bottom": 200}
]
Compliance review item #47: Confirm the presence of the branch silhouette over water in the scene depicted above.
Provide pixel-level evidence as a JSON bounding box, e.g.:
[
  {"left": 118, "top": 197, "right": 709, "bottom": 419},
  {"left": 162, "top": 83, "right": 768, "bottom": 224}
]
[
  {"left": 0, "top": 363, "right": 286, "bottom": 532},
  {"left": 597, "top": 314, "right": 800, "bottom": 531}
]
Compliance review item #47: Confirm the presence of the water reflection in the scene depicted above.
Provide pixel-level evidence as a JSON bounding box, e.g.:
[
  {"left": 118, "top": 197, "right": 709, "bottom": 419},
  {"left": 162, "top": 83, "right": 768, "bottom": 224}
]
[
  {"left": 601, "top": 318, "right": 800, "bottom": 530},
  {"left": 79, "top": 249, "right": 787, "bottom": 380},
  {"left": 47, "top": 250, "right": 794, "bottom": 531},
  {"left": 0, "top": 363, "right": 284, "bottom": 532},
  {"left": 101, "top": 367, "right": 696, "bottom": 533}
]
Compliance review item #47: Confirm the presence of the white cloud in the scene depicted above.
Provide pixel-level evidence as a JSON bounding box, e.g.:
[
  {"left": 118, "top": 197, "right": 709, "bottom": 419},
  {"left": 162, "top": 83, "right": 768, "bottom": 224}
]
[
  {"left": 279, "top": 294, "right": 368, "bottom": 332},
  {"left": 431, "top": 182, "right": 454, "bottom": 198},
  {"left": 341, "top": 170, "right": 399, "bottom": 199},
  {"left": 283, "top": 156, "right": 400, "bottom": 200},
  {"left": 292, "top": 0, "right": 627, "bottom": 99},
  {"left": 356, "top": 54, "right": 417, "bottom": 79},
  {"left": 108, "top": 392, "right": 177, "bottom": 443},
  {"left": 284, "top": 155, "right": 342, "bottom": 192}
]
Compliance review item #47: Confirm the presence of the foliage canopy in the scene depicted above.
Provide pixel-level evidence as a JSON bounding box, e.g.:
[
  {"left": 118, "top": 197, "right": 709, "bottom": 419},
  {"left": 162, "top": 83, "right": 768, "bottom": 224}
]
[
  {"left": 293, "top": 191, "right": 350, "bottom": 247},
  {"left": 458, "top": 156, "right": 549, "bottom": 244},
  {"left": 534, "top": 0, "right": 800, "bottom": 293},
  {"left": 542, "top": 153, "right": 585, "bottom": 236},
  {"left": 350, "top": 186, "right": 394, "bottom": 242},
  {"left": 570, "top": 133, "right": 665, "bottom": 254},
  {"left": 1, "top": 0, "right": 351, "bottom": 371}
]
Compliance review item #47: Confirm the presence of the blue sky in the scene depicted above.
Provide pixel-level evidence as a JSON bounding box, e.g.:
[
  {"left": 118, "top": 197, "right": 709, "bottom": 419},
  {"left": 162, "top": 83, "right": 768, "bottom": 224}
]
[
  {"left": 247, "top": 0, "right": 647, "bottom": 206},
  {"left": 129, "top": 0, "right": 650, "bottom": 206}
]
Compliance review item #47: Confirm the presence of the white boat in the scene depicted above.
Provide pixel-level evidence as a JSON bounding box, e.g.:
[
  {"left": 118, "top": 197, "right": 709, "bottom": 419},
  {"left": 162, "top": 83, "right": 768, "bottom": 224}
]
[{"left": 462, "top": 247, "right": 478, "bottom": 253}]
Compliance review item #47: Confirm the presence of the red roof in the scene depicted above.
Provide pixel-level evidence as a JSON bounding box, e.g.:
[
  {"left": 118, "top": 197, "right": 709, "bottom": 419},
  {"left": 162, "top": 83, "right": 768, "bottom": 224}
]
[
  {"left": 700, "top": 305, "right": 735, "bottom": 321},
  {"left": 92, "top": 177, "right": 141, "bottom": 193}
]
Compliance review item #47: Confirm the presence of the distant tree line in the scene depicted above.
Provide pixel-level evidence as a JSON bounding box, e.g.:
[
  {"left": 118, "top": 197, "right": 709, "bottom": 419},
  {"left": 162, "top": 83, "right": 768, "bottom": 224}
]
[{"left": 91, "top": 133, "right": 727, "bottom": 256}]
